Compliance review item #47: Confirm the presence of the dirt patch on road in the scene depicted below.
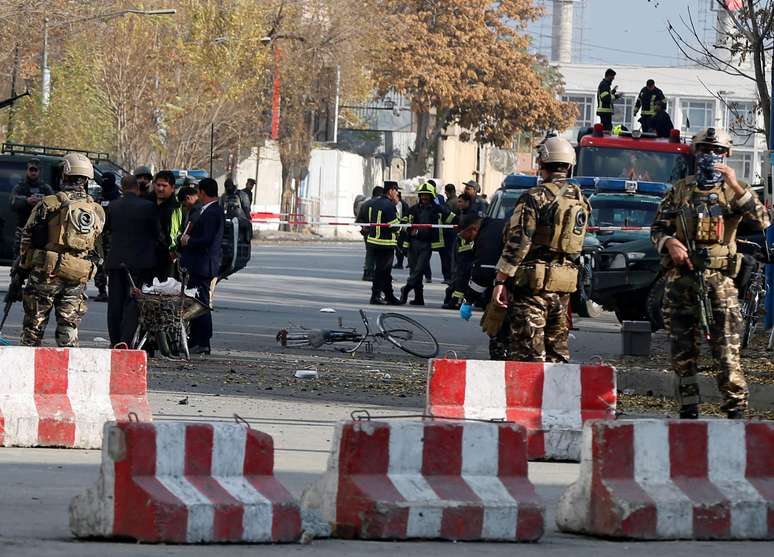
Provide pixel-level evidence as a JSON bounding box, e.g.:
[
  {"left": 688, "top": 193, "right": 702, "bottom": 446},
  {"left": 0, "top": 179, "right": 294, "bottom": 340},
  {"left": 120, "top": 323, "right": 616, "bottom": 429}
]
[
  {"left": 149, "top": 349, "right": 427, "bottom": 408},
  {"left": 149, "top": 345, "right": 774, "bottom": 419}
]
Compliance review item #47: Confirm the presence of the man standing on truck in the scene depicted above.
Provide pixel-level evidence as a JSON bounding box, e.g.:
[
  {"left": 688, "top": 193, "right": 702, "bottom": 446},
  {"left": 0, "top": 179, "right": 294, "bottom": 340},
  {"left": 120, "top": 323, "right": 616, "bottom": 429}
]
[
  {"left": 17, "top": 153, "right": 104, "bottom": 347},
  {"left": 634, "top": 79, "right": 665, "bottom": 132},
  {"left": 9, "top": 158, "right": 53, "bottom": 260},
  {"left": 651, "top": 127, "right": 769, "bottom": 420},
  {"left": 596, "top": 68, "right": 622, "bottom": 132},
  {"left": 491, "top": 137, "right": 590, "bottom": 362}
]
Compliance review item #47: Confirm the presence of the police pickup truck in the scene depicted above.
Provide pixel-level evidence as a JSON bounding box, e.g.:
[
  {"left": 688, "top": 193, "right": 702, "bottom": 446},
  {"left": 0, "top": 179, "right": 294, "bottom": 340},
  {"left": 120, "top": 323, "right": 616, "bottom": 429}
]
[{"left": 588, "top": 179, "right": 670, "bottom": 324}]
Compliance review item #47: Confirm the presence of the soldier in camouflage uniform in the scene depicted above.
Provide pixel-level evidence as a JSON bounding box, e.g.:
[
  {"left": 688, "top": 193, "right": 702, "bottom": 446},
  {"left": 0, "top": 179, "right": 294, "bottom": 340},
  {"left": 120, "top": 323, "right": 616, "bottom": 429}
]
[
  {"left": 18, "top": 153, "right": 105, "bottom": 347},
  {"left": 491, "top": 137, "right": 590, "bottom": 361},
  {"left": 651, "top": 127, "right": 769, "bottom": 419}
]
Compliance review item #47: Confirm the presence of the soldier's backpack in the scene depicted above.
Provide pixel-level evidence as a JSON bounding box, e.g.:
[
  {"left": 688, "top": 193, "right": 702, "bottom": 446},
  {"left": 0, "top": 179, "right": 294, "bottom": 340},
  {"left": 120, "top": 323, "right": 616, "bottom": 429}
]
[
  {"left": 534, "top": 181, "right": 589, "bottom": 256},
  {"left": 46, "top": 193, "right": 103, "bottom": 254}
]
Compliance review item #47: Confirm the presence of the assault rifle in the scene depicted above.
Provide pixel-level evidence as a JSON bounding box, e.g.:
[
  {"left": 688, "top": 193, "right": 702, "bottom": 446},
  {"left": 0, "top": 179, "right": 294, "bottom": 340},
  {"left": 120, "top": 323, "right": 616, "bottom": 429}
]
[
  {"left": 678, "top": 210, "right": 714, "bottom": 341},
  {"left": 0, "top": 262, "right": 28, "bottom": 339}
]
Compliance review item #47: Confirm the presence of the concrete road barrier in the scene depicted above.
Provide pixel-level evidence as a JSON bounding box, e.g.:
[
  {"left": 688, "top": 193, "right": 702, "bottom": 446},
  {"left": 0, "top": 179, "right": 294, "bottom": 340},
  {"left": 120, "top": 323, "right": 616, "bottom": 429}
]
[
  {"left": 556, "top": 419, "right": 774, "bottom": 540},
  {"left": 0, "top": 347, "right": 151, "bottom": 448},
  {"left": 426, "top": 359, "right": 616, "bottom": 461},
  {"left": 301, "top": 419, "right": 544, "bottom": 541},
  {"left": 70, "top": 421, "right": 302, "bottom": 543}
]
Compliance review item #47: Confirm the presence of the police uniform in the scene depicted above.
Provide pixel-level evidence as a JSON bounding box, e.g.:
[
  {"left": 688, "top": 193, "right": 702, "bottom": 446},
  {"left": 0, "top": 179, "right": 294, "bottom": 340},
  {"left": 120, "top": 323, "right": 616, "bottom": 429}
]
[
  {"left": 596, "top": 76, "right": 616, "bottom": 131},
  {"left": 651, "top": 151, "right": 769, "bottom": 416},
  {"left": 400, "top": 183, "right": 455, "bottom": 306},
  {"left": 359, "top": 193, "right": 401, "bottom": 304},
  {"left": 9, "top": 176, "right": 54, "bottom": 260},
  {"left": 635, "top": 85, "right": 665, "bottom": 131},
  {"left": 18, "top": 156, "right": 104, "bottom": 347},
  {"left": 495, "top": 174, "right": 590, "bottom": 361},
  {"left": 461, "top": 217, "right": 507, "bottom": 359}
]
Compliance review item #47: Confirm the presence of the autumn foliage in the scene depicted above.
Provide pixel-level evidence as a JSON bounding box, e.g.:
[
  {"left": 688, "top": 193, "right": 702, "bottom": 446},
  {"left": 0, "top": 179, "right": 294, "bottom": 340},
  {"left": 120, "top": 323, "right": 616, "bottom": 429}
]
[{"left": 377, "top": 0, "right": 576, "bottom": 175}]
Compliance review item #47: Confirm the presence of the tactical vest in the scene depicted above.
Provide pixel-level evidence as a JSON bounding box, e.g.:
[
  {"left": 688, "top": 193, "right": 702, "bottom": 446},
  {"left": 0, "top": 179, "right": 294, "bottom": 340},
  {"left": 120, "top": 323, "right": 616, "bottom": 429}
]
[
  {"left": 35, "top": 193, "right": 104, "bottom": 283},
  {"left": 515, "top": 181, "right": 589, "bottom": 293},
  {"left": 671, "top": 178, "right": 743, "bottom": 272},
  {"left": 532, "top": 181, "right": 589, "bottom": 257}
]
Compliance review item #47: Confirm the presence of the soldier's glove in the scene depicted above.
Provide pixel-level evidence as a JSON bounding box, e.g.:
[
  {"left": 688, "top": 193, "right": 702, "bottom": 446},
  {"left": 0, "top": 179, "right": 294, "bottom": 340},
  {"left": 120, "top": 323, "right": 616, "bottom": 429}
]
[{"left": 459, "top": 303, "right": 473, "bottom": 321}]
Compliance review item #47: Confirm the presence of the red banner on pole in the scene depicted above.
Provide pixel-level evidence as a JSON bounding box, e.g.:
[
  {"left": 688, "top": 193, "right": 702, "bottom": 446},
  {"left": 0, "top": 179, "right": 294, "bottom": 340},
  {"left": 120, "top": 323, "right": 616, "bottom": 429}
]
[
  {"left": 725, "top": 0, "right": 743, "bottom": 10},
  {"left": 271, "top": 46, "right": 281, "bottom": 140}
]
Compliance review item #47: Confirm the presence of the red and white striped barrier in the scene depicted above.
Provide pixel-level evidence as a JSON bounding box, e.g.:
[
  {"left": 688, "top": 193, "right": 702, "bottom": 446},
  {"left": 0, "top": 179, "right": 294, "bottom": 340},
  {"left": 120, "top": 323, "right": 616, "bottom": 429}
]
[
  {"left": 251, "top": 219, "right": 458, "bottom": 228},
  {"left": 301, "top": 419, "right": 544, "bottom": 541},
  {"left": 0, "top": 347, "right": 151, "bottom": 448},
  {"left": 425, "top": 359, "right": 616, "bottom": 461},
  {"left": 70, "top": 421, "right": 302, "bottom": 543},
  {"left": 557, "top": 420, "right": 774, "bottom": 540}
]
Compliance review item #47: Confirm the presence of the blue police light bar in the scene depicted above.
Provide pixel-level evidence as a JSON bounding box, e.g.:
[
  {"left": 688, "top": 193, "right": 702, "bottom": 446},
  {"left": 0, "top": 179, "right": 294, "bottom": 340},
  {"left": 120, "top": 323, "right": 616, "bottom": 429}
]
[
  {"left": 502, "top": 174, "right": 538, "bottom": 189},
  {"left": 594, "top": 178, "right": 670, "bottom": 197}
]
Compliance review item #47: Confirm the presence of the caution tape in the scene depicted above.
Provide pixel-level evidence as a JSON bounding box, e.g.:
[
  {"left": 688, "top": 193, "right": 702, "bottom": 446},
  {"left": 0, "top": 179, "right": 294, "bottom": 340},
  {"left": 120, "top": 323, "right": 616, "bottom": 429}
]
[
  {"left": 587, "top": 226, "right": 650, "bottom": 232},
  {"left": 251, "top": 219, "right": 458, "bottom": 229},
  {"left": 252, "top": 219, "right": 652, "bottom": 232},
  {"left": 250, "top": 211, "right": 354, "bottom": 220}
]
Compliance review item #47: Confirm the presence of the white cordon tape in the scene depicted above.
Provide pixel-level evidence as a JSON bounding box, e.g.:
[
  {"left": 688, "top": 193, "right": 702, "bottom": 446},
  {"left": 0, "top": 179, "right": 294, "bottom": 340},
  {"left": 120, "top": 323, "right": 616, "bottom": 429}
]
[
  {"left": 252, "top": 219, "right": 459, "bottom": 228},
  {"left": 252, "top": 219, "right": 652, "bottom": 232}
]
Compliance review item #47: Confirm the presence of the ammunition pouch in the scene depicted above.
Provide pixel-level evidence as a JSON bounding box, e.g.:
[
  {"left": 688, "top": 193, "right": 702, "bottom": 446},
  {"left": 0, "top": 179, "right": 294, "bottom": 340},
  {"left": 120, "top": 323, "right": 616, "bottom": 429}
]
[
  {"left": 480, "top": 301, "right": 507, "bottom": 337},
  {"left": 513, "top": 261, "right": 578, "bottom": 293},
  {"left": 36, "top": 250, "right": 95, "bottom": 284}
]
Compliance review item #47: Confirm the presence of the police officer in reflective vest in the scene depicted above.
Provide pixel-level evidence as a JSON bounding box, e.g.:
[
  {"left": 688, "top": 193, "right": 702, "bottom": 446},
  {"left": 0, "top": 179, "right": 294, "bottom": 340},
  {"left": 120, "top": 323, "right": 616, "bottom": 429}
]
[
  {"left": 596, "top": 68, "right": 622, "bottom": 132},
  {"left": 634, "top": 78, "right": 665, "bottom": 132},
  {"left": 491, "top": 137, "right": 590, "bottom": 362},
  {"left": 358, "top": 181, "right": 402, "bottom": 305},
  {"left": 651, "top": 127, "right": 769, "bottom": 419},
  {"left": 399, "top": 181, "right": 455, "bottom": 306},
  {"left": 17, "top": 153, "right": 105, "bottom": 347}
]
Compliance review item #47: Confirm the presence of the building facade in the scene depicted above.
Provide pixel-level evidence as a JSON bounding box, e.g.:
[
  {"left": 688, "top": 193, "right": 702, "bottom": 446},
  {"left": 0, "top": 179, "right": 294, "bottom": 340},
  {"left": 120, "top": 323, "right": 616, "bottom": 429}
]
[{"left": 556, "top": 63, "right": 765, "bottom": 185}]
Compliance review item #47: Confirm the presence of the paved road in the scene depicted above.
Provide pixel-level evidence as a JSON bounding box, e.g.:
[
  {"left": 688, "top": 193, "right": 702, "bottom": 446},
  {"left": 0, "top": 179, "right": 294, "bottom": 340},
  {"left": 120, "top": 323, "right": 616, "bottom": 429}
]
[
  {"left": 2, "top": 243, "right": 768, "bottom": 555},
  {"left": 2, "top": 242, "right": 623, "bottom": 361}
]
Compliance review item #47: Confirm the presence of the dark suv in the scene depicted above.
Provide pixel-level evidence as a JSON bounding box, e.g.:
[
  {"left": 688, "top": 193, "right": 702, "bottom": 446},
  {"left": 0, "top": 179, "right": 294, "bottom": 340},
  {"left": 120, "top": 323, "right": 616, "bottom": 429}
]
[{"left": 0, "top": 143, "right": 125, "bottom": 263}]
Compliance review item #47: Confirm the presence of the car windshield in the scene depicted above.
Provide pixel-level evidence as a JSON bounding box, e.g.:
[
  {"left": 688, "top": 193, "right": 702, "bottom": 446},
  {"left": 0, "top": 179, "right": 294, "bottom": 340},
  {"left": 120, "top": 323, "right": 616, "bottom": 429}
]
[
  {"left": 578, "top": 147, "right": 691, "bottom": 184},
  {"left": 591, "top": 198, "right": 659, "bottom": 228},
  {"left": 489, "top": 189, "right": 525, "bottom": 219}
]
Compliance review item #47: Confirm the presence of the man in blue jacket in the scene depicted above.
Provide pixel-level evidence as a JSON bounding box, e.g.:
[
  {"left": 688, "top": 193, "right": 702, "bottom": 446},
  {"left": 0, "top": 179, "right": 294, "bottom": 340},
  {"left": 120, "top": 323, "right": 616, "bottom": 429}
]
[{"left": 180, "top": 178, "right": 224, "bottom": 355}]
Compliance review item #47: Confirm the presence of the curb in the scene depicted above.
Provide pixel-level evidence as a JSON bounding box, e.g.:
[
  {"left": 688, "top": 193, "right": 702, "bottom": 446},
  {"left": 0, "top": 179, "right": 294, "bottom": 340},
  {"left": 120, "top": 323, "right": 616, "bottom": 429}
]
[{"left": 616, "top": 366, "right": 774, "bottom": 410}]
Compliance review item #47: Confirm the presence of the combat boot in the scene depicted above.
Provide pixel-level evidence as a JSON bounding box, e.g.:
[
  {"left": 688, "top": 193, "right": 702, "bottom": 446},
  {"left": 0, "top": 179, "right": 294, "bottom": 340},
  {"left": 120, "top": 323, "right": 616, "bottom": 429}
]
[
  {"left": 679, "top": 403, "right": 699, "bottom": 419},
  {"left": 399, "top": 286, "right": 411, "bottom": 305},
  {"left": 409, "top": 289, "right": 425, "bottom": 306}
]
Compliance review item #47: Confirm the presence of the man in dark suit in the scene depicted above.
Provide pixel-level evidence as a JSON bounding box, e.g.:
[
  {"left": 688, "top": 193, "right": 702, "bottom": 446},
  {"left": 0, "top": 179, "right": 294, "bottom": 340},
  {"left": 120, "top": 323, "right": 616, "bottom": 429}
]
[
  {"left": 180, "top": 178, "right": 224, "bottom": 355},
  {"left": 105, "top": 175, "right": 160, "bottom": 346}
]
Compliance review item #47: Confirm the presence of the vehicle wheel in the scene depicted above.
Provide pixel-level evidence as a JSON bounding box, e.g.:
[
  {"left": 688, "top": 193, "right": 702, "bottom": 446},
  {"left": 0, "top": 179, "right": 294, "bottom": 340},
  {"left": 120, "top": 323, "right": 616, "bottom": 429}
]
[
  {"left": 377, "top": 312, "right": 439, "bottom": 358},
  {"left": 646, "top": 276, "right": 667, "bottom": 332}
]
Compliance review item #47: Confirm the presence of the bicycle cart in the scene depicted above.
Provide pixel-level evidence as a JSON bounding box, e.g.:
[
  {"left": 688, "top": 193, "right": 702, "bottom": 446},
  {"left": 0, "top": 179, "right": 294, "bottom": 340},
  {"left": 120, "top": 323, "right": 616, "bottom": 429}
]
[
  {"left": 276, "top": 309, "right": 439, "bottom": 359},
  {"left": 128, "top": 269, "right": 210, "bottom": 359}
]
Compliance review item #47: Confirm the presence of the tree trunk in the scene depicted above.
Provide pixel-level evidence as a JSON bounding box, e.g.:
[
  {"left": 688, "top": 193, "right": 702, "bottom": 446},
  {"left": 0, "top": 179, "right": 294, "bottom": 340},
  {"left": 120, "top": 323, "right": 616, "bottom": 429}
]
[
  {"left": 407, "top": 111, "right": 432, "bottom": 178},
  {"left": 280, "top": 164, "right": 294, "bottom": 232}
]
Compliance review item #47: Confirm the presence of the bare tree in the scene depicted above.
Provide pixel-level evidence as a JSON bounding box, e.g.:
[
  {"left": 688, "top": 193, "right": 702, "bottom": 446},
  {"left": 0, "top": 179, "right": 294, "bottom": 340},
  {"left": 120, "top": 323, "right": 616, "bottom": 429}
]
[{"left": 667, "top": 0, "right": 774, "bottom": 146}]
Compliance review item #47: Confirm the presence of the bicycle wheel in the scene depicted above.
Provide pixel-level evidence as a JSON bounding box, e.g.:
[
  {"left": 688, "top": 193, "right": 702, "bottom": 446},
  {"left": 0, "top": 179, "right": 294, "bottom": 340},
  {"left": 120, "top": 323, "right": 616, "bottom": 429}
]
[
  {"left": 377, "top": 312, "right": 439, "bottom": 358},
  {"left": 741, "top": 293, "right": 759, "bottom": 349}
]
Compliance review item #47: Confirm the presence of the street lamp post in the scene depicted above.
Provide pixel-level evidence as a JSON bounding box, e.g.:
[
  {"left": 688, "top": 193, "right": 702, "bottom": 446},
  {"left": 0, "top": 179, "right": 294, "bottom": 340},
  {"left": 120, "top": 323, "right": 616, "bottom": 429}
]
[{"left": 41, "top": 8, "right": 176, "bottom": 108}]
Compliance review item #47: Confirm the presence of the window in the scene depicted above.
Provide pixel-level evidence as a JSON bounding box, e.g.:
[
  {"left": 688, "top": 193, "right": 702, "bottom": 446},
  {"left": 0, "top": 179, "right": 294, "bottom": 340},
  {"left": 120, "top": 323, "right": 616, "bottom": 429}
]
[
  {"left": 725, "top": 101, "right": 757, "bottom": 147},
  {"left": 576, "top": 147, "right": 691, "bottom": 184},
  {"left": 726, "top": 150, "right": 755, "bottom": 182},
  {"left": 613, "top": 96, "right": 636, "bottom": 128},
  {"left": 680, "top": 99, "right": 714, "bottom": 134},
  {"left": 561, "top": 94, "right": 594, "bottom": 129}
]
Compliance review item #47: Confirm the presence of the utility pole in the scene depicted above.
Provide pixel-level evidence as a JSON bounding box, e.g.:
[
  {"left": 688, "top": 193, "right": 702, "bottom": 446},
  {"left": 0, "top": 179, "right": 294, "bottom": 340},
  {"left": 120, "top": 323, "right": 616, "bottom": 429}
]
[{"left": 8, "top": 42, "right": 20, "bottom": 139}]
